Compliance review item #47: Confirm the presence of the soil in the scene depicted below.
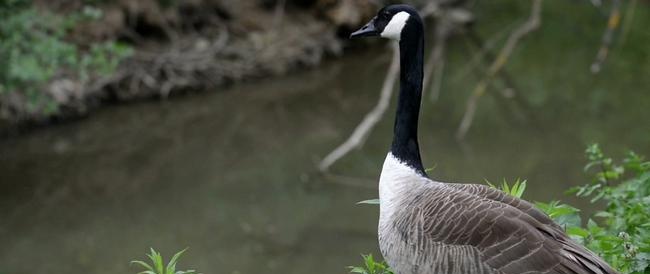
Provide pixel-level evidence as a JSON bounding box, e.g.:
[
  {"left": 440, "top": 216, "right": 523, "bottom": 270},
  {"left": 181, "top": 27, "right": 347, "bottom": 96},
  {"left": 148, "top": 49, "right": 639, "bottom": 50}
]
[{"left": 1, "top": 0, "right": 376, "bottom": 133}]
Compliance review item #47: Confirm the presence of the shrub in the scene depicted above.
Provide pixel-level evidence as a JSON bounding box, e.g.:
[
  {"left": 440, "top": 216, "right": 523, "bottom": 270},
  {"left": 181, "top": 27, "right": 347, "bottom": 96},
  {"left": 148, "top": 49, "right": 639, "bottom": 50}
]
[
  {"left": 349, "top": 254, "right": 393, "bottom": 274},
  {"left": 549, "top": 144, "right": 650, "bottom": 274},
  {"left": 0, "top": 1, "right": 132, "bottom": 115}
]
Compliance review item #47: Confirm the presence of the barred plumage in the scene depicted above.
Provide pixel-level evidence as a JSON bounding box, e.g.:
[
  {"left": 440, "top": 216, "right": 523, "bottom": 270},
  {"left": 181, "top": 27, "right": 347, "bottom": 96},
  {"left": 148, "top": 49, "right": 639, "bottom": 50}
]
[{"left": 378, "top": 153, "right": 617, "bottom": 274}]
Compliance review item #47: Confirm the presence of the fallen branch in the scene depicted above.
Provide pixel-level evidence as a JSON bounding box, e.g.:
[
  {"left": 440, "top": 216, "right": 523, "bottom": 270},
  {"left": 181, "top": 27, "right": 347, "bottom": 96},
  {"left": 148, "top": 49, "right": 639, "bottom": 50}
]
[
  {"left": 451, "top": 22, "right": 517, "bottom": 84},
  {"left": 463, "top": 29, "right": 540, "bottom": 127},
  {"left": 590, "top": 0, "right": 621, "bottom": 74},
  {"left": 456, "top": 0, "right": 542, "bottom": 140},
  {"left": 318, "top": 43, "right": 399, "bottom": 172}
]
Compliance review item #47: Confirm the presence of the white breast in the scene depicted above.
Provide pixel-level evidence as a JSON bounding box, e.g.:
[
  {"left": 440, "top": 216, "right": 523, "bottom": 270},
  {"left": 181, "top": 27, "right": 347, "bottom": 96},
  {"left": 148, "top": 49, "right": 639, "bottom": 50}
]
[{"left": 378, "top": 152, "right": 426, "bottom": 221}]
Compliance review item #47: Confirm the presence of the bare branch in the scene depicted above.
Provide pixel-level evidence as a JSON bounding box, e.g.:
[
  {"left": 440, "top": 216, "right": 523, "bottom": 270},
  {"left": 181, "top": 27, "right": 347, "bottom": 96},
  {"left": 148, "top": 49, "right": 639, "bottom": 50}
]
[
  {"left": 591, "top": 0, "right": 621, "bottom": 74},
  {"left": 318, "top": 43, "right": 400, "bottom": 172},
  {"left": 451, "top": 23, "right": 515, "bottom": 86},
  {"left": 456, "top": 0, "right": 543, "bottom": 140}
]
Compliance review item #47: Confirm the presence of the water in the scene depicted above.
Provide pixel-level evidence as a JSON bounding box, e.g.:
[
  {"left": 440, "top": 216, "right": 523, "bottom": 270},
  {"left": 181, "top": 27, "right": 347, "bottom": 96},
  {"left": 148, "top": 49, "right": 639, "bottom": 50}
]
[{"left": 1, "top": 3, "right": 649, "bottom": 273}]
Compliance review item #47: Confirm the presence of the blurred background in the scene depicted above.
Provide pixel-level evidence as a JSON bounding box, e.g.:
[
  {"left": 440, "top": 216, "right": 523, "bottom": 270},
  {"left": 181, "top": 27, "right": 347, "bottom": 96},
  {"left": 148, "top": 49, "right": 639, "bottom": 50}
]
[{"left": 0, "top": 0, "right": 649, "bottom": 273}]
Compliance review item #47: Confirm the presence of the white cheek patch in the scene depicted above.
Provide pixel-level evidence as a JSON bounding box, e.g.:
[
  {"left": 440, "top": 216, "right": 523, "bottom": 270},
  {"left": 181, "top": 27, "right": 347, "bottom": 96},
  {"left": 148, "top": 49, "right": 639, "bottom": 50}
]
[{"left": 381, "top": 11, "right": 410, "bottom": 40}]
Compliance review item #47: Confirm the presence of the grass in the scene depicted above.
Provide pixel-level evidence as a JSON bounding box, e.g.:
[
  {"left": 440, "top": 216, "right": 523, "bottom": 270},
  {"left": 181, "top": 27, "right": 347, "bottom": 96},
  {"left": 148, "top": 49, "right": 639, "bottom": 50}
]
[{"left": 131, "top": 248, "right": 199, "bottom": 274}]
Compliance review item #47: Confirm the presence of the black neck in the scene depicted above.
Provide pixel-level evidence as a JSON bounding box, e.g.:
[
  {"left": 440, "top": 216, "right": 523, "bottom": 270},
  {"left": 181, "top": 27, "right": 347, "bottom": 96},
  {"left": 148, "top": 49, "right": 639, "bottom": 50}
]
[{"left": 390, "top": 23, "right": 426, "bottom": 176}]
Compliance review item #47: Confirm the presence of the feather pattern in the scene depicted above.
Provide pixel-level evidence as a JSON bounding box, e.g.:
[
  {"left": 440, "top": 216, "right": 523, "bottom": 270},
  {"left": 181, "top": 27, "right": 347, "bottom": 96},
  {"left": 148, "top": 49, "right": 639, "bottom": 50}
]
[{"left": 378, "top": 153, "right": 619, "bottom": 274}]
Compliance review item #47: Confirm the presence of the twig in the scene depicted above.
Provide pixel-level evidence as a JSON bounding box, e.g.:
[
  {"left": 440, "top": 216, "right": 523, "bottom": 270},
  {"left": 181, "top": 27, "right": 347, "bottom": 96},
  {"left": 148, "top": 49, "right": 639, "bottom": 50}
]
[
  {"left": 456, "top": 0, "right": 542, "bottom": 140},
  {"left": 460, "top": 36, "right": 525, "bottom": 127},
  {"left": 464, "top": 28, "right": 519, "bottom": 98},
  {"left": 318, "top": 43, "right": 399, "bottom": 172},
  {"left": 451, "top": 21, "right": 517, "bottom": 84},
  {"left": 590, "top": 0, "right": 621, "bottom": 74},
  {"left": 463, "top": 29, "right": 540, "bottom": 127}
]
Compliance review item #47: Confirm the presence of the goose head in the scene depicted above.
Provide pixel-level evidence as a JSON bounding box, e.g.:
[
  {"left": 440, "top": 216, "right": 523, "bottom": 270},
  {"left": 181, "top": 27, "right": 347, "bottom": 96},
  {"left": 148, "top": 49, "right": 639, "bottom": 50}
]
[{"left": 350, "top": 5, "right": 422, "bottom": 41}]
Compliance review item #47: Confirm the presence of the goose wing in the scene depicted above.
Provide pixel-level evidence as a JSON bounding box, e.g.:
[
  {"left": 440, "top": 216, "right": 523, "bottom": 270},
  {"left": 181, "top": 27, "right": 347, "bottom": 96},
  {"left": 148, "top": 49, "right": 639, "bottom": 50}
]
[
  {"left": 446, "top": 183, "right": 563, "bottom": 231},
  {"left": 401, "top": 185, "right": 618, "bottom": 274}
]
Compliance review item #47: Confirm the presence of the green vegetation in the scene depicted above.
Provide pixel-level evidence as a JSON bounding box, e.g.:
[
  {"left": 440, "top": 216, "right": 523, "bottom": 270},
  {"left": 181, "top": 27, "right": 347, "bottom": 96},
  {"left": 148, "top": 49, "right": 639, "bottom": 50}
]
[
  {"left": 0, "top": 0, "right": 131, "bottom": 115},
  {"left": 351, "top": 145, "right": 650, "bottom": 274},
  {"left": 349, "top": 254, "right": 393, "bottom": 274},
  {"left": 544, "top": 144, "right": 650, "bottom": 274},
  {"left": 131, "top": 248, "right": 199, "bottom": 274},
  {"left": 486, "top": 178, "right": 527, "bottom": 198}
]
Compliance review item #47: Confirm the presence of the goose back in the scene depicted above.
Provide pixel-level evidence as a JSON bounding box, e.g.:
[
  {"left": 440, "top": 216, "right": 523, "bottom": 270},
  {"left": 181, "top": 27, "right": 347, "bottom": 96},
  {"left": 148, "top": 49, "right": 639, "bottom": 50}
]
[{"left": 378, "top": 154, "right": 618, "bottom": 274}]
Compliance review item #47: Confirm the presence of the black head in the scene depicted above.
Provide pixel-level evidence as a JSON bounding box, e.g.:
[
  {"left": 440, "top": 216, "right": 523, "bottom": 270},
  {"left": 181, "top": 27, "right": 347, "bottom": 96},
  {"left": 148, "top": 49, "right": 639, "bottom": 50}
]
[{"left": 350, "top": 5, "right": 422, "bottom": 41}]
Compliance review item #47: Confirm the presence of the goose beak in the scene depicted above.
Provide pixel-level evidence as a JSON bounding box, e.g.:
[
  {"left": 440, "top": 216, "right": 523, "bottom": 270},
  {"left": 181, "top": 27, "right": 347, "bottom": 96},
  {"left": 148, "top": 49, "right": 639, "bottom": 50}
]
[{"left": 350, "top": 17, "right": 379, "bottom": 38}]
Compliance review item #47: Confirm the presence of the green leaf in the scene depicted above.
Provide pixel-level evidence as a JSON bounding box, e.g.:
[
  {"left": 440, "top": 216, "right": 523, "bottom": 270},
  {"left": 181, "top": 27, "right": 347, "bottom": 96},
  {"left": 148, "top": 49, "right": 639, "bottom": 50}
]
[
  {"left": 131, "top": 248, "right": 198, "bottom": 274},
  {"left": 167, "top": 248, "right": 188, "bottom": 272},
  {"left": 131, "top": 260, "right": 155, "bottom": 272},
  {"left": 567, "top": 226, "right": 590, "bottom": 238},
  {"left": 357, "top": 199, "right": 380, "bottom": 205}
]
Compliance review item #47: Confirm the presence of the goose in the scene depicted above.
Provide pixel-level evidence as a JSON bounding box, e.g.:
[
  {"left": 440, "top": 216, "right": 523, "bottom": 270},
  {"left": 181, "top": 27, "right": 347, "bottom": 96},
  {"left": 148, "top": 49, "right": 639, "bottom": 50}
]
[{"left": 350, "top": 5, "right": 618, "bottom": 274}]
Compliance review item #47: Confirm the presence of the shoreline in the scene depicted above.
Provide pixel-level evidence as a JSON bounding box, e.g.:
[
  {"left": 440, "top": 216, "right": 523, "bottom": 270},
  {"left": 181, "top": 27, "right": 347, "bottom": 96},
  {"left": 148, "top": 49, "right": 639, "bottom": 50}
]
[{"left": 0, "top": 0, "right": 375, "bottom": 134}]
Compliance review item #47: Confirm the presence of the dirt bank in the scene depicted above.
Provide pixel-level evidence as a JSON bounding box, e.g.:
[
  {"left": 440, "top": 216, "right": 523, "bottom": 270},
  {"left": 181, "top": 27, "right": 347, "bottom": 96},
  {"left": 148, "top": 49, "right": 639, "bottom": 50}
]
[{"left": 1, "top": 0, "right": 376, "bottom": 133}]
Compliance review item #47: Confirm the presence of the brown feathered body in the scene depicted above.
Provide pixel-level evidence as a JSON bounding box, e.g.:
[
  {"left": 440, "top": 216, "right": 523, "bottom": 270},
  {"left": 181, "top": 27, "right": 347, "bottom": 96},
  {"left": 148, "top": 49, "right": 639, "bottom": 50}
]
[{"left": 378, "top": 153, "right": 619, "bottom": 274}]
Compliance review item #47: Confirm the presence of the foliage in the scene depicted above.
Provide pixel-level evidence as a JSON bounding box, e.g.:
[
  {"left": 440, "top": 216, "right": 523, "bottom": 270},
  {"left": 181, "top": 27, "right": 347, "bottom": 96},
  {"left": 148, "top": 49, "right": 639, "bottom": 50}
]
[
  {"left": 0, "top": 1, "right": 132, "bottom": 114},
  {"left": 486, "top": 178, "right": 527, "bottom": 198},
  {"left": 559, "top": 144, "right": 649, "bottom": 274},
  {"left": 534, "top": 200, "right": 582, "bottom": 228},
  {"left": 131, "top": 248, "right": 199, "bottom": 274},
  {"left": 349, "top": 254, "right": 393, "bottom": 274}
]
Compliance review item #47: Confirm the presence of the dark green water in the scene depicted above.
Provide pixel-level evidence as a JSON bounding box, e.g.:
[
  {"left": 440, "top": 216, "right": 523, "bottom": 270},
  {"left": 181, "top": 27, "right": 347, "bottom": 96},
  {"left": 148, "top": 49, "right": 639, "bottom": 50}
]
[{"left": 1, "top": 2, "right": 649, "bottom": 273}]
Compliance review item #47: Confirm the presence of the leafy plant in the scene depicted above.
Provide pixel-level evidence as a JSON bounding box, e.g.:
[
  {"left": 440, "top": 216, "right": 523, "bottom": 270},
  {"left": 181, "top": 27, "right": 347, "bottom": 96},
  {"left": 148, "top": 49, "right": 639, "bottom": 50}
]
[
  {"left": 0, "top": 2, "right": 132, "bottom": 115},
  {"left": 486, "top": 178, "right": 527, "bottom": 198},
  {"left": 534, "top": 200, "right": 581, "bottom": 228},
  {"left": 131, "top": 248, "right": 199, "bottom": 274},
  {"left": 536, "top": 145, "right": 649, "bottom": 274},
  {"left": 563, "top": 145, "right": 650, "bottom": 274},
  {"left": 349, "top": 254, "right": 394, "bottom": 274}
]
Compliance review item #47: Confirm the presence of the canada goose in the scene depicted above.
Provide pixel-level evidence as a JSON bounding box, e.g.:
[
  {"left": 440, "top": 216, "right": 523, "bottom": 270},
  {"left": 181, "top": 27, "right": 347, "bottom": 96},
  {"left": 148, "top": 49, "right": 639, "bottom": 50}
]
[{"left": 350, "top": 5, "right": 618, "bottom": 274}]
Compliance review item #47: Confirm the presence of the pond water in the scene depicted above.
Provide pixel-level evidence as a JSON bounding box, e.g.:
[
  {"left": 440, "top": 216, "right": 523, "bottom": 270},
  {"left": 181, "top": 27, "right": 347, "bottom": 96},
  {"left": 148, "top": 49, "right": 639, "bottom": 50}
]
[{"left": 1, "top": 3, "right": 649, "bottom": 273}]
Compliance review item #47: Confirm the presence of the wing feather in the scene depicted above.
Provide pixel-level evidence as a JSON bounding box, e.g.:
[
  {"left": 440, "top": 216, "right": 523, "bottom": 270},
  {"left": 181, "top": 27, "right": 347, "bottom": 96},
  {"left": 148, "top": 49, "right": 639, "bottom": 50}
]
[{"left": 397, "top": 183, "right": 619, "bottom": 274}]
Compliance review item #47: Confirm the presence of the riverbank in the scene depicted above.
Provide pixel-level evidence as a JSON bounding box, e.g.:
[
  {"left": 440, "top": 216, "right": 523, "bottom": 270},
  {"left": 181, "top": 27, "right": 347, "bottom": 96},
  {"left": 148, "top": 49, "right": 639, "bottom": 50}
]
[{"left": 0, "top": 0, "right": 376, "bottom": 134}]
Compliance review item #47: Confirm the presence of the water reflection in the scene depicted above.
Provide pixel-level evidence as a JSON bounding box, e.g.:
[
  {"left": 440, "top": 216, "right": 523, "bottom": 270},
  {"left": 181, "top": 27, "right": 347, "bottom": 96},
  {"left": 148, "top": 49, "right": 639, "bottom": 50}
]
[{"left": 0, "top": 44, "right": 648, "bottom": 274}]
